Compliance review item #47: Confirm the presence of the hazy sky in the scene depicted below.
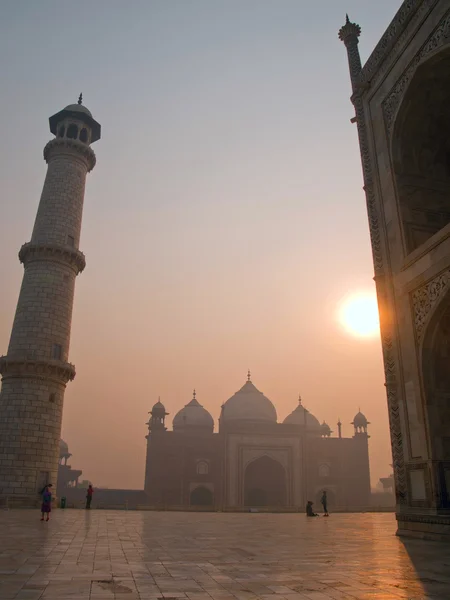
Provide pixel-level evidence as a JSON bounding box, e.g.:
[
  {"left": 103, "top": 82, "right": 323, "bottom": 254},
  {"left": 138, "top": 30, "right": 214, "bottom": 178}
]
[{"left": 0, "top": 0, "right": 402, "bottom": 489}]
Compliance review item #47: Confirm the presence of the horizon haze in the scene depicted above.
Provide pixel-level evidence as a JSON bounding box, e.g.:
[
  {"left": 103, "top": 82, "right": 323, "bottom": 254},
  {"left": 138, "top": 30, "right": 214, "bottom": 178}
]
[{"left": 0, "top": 0, "right": 402, "bottom": 489}]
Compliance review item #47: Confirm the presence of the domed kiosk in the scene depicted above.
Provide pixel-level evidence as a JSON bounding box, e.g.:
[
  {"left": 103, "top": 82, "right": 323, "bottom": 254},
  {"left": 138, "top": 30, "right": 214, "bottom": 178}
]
[
  {"left": 220, "top": 371, "right": 277, "bottom": 424},
  {"left": 173, "top": 390, "right": 214, "bottom": 433},
  {"left": 351, "top": 410, "right": 370, "bottom": 434},
  {"left": 148, "top": 398, "right": 168, "bottom": 432},
  {"left": 59, "top": 439, "right": 71, "bottom": 465}
]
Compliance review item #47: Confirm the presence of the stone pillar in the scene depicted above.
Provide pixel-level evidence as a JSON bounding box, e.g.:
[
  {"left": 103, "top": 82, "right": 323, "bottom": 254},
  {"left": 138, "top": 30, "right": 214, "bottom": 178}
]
[{"left": 0, "top": 98, "right": 101, "bottom": 506}]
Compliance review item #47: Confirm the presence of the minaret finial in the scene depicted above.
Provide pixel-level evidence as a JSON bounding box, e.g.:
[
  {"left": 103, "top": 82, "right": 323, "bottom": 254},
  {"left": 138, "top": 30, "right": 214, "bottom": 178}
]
[
  {"left": 247, "top": 369, "right": 251, "bottom": 382},
  {"left": 78, "top": 93, "right": 83, "bottom": 105},
  {"left": 338, "top": 14, "right": 362, "bottom": 91},
  {"left": 193, "top": 388, "right": 196, "bottom": 399},
  {"left": 298, "top": 394, "right": 302, "bottom": 405}
]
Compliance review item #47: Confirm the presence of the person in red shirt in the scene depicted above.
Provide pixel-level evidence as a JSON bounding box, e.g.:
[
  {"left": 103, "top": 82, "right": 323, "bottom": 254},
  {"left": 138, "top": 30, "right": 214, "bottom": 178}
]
[{"left": 86, "top": 484, "right": 94, "bottom": 509}]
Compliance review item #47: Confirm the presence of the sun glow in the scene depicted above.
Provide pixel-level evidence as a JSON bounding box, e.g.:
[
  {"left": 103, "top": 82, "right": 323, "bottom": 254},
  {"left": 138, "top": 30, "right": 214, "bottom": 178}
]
[{"left": 338, "top": 292, "right": 380, "bottom": 338}]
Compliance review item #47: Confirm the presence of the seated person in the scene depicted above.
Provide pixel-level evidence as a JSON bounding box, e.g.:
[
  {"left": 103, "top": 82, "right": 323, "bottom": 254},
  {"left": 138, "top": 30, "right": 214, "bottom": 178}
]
[{"left": 306, "top": 500, "right": 318, "bottom": 517}]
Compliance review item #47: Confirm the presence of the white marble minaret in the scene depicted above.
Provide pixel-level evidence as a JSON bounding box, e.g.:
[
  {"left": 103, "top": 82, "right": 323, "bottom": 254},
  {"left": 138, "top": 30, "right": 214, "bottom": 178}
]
[{"left": 0, "top": 96, "right": 101, "bottom": 506}]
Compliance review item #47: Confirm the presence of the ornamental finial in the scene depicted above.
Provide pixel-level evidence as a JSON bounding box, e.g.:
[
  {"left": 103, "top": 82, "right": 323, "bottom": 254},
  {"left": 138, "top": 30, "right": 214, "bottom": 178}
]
[
  {"left": 193, "top": 389, "right": 196, "bottom": 399},
  {"left": 298, "top": 394, "right": 302, "bottom": 405},
  {"left": 78, "top": 93, "right": 83, "bottom": 105},
  {"left": 247, "top": 369, "right": 251, "bottom": 382},
  {"left": 338, "top": 15, "right": 361, "bottom": 43}
]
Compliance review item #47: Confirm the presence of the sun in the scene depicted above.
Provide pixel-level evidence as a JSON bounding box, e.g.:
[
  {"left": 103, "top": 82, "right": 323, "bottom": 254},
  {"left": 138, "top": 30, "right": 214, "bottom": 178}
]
[{"left": 338, "top": 292, "right": 380, "bottom": 338}]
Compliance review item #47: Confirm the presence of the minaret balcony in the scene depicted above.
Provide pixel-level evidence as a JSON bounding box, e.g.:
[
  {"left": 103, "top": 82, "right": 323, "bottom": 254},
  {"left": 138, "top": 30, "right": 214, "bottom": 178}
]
[
  {"left": 0, "top": 356, "right": 76, "bottom": 384},
  {"left": 43, "top": 138, "right": 96, "bottom": 171},
  {"left": 19, "top": 242, "right": 86, "bottom": 274}
]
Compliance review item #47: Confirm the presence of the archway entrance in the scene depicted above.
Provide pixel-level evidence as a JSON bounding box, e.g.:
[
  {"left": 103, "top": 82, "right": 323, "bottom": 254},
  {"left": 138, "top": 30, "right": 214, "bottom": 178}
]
[
  {"left": 393, "top": 51, "right": 450, "bottom": 254},
  {"left": 190, "top": 486, "right": 213, "bottom": 507},
  {"left": 423, "top": 297, "right": 450, "bottom": 508},
  {"left": 244, "top": 456, "right": 287, "bottom": 507}
]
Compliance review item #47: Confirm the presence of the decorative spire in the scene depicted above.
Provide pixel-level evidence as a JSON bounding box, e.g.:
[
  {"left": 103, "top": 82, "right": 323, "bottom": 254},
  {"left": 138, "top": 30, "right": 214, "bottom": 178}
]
[
  {"left": 247, "top": 369, "right": 251, "bottom": 382},
  {"left": 193, "top": 389, "right": 196, "bottom": 399},
  {"left": 338, "top": 15, "right": 361, "bottom": 43},
  {"left": 338, "top": 14, "right": 362, "bottom": 90},
  {"left": 78, "top": 93, "right": 83, "bottom": 105},
  {"left": 298, "top": 394, "right": 302, "bottom": 406}
]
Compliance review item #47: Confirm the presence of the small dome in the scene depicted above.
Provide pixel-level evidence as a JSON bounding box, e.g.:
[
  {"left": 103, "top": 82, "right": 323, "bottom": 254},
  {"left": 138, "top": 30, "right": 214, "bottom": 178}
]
[
  {"left": 173, "top": 391, "right": 214, "bottom": 432},
  {"left": 63, "top": 103, "right": 93, "bottom": 117},
  {"left": 151, "top": 399, "right": 167, "bottom": 415},
  {"left": 59, "top": 439, "right": 70, "bottom": 457},
  {"left": 283, "top": 396, "right": 321, "bottom": 431},
  {"left": 352, "top": 411, "right": 368, "bottom": 427},
  {"left": 221, "top": 375, "right": 277, "bottom": 423},
  {"left": 320, "top": 421, "right": 332, "bottom": 437}
]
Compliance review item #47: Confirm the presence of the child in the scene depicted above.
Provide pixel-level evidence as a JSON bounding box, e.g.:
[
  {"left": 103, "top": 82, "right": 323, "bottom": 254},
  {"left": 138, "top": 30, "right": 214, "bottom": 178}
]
[{"left": 40, "top": 484, "right": 53, "bottom": 521}]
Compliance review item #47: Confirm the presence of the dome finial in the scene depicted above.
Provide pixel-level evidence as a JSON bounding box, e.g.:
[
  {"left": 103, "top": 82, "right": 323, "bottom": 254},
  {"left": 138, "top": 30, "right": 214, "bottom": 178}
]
[
  {"left": 78, "top": 93, "right": 83, "bottom": 105},
  {"left": 346, "top": 13, "right": 350, "bottom": 23},
  {"left": 193, "top": 388, "right": 196, "bottom": 399},
  {"left": 247, "top": 369, "right": 251, "bottom": 382},
  {"left": 298, "top": 394, "right": 302, "bottom": 405}
]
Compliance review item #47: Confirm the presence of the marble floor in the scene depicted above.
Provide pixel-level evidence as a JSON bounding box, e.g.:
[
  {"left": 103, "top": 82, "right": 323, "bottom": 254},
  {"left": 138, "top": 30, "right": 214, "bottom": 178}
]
[{"left": 0, "top": 510, "right": 449, "bottom": 600}]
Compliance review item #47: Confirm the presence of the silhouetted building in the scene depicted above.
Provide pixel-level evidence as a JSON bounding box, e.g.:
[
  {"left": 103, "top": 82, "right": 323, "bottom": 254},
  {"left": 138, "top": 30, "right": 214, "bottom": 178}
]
[{"left": 145, "top": 374, "right": 371, "bottom": 510}]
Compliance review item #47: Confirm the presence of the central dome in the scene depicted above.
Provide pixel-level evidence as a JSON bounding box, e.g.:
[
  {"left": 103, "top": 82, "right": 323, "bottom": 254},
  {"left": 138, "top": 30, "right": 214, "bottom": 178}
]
[{"left": 221, "top": 375, "right": 277, "bottom": 423}]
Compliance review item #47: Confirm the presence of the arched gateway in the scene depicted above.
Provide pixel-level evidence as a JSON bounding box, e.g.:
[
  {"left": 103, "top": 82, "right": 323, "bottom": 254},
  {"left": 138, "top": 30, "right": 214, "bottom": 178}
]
[{"left": 244, "top": 456, "right": 287, "bottom": 507}]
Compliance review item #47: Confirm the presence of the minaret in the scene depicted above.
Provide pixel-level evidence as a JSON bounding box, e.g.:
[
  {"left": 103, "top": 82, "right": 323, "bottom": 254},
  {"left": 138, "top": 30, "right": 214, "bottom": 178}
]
[
  {"left": 338, "top": 15, "right": 362, "bottom": 92},
  {"left": 0, "top": 96, "right": 101, "bottom": 506}
]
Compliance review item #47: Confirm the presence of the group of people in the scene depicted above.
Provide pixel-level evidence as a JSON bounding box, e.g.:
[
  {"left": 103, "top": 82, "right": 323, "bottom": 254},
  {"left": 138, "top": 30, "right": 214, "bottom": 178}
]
[
  {"left": 39, "top": 484, "right": 94, "bottom": 520},
  {"left": 39, "top": 485, "right": 327, "bottom": 519},
  {"left": 306, "top": 491, "right": 329, "bottom": 517}
]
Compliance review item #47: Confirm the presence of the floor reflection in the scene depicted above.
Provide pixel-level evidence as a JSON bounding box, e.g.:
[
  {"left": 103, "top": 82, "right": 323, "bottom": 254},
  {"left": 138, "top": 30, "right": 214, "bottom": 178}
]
[{"left": 0, "top": 510, "right": 449, "bottom": 599}]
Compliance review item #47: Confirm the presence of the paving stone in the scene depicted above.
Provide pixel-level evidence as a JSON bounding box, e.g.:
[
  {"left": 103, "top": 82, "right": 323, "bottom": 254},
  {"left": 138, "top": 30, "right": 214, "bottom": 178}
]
[{"left": 0, "top": 511, "right": 450, "bottom": 599}]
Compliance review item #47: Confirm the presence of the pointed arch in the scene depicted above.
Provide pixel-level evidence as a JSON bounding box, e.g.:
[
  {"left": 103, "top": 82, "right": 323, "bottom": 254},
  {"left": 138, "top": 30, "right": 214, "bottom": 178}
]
[
  {"left": 190, "top": 486, "right": 213, "bottom": 507},
  {"left": 392, "top": 48, "right": 450, "bottom": 254},
  {"left": 421, "top": 286, "right": 450, "bottom": 469},
  {"left": 244, "top": 455, "right": 287, "bottom": 507}
]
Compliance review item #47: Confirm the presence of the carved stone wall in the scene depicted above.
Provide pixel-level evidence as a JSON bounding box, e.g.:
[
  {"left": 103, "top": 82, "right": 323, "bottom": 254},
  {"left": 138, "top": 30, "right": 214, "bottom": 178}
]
[
  {"left": 383, "top": 11, "right": 450, "bottom": 136},
  {"left": 359, "top": 0, "right": 439, "bottom": 87},
  {"left": 412, "top": 271, "right": 450, "bottom": 342}
]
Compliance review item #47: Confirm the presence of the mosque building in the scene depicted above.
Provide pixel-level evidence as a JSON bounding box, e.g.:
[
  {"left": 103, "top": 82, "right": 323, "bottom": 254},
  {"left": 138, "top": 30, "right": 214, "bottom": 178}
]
[{"left": 145, "top": 372, "right": 371, "bottom": 510}]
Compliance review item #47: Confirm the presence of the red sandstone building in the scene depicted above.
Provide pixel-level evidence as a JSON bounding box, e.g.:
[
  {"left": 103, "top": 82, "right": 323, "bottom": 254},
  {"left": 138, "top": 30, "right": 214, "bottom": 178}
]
[{"left": 145, "top": 373, "right": 371, "bottom": 510}]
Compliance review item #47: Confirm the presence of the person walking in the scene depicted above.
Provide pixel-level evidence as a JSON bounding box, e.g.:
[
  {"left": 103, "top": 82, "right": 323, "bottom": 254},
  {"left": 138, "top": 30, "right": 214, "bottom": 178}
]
[
  {"left": 40, "top": 484, "right": 52, "bottom": 521},
  {"left": 321, "top": 490, "right": 329, "bottom": 517},
  {"left": 85, "top": 484, "right": 94, "bottom": 509}
]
